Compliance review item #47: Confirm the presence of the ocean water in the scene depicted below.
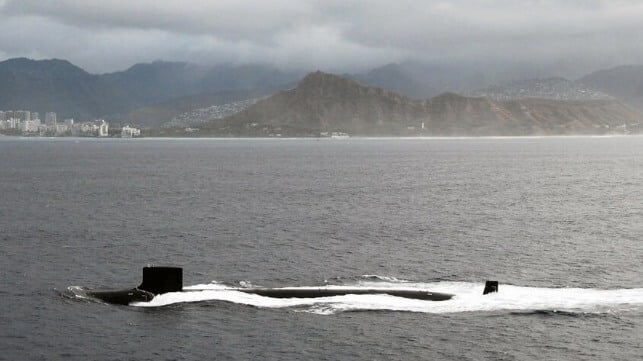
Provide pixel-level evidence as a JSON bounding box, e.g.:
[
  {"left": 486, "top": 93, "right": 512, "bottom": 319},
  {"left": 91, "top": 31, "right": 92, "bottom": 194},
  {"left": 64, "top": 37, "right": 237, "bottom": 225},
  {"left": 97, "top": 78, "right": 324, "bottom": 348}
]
[{"left": 1, "top": 136, "right": 642, "bottom": 360}]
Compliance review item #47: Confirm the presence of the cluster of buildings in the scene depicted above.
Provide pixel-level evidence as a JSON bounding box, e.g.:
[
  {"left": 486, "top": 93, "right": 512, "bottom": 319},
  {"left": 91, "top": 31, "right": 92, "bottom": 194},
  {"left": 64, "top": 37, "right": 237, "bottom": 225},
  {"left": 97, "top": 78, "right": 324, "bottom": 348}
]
[
  {"left": 0, "top": 110, "right": 113, "bottom": 137},
  {"left": 164, "top": 98, "right": 257, "bottom": 128},
  {"left": 121, "top": 125, "right": 141, "bottom": 137}
]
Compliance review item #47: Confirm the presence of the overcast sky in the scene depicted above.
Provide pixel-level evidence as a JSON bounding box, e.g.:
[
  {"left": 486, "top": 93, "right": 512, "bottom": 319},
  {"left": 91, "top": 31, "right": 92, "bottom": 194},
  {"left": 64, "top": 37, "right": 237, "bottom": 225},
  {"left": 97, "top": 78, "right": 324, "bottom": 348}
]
[{"left": 1, "top": 0, "right": 642, "bottom": 76}]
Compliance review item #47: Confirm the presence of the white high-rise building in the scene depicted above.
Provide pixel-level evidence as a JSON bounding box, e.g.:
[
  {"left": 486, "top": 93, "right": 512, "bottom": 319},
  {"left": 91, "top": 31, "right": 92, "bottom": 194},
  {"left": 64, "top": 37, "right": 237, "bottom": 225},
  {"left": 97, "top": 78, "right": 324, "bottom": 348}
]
[
  {"left": 14, "top": 110, "right": 30, "bottom": 122},
  {"left": 96, "top": 119, "right": 109, "bottom": 137},
  {"left": 45, "top": 112, "right": 57, "bottom": 126}
]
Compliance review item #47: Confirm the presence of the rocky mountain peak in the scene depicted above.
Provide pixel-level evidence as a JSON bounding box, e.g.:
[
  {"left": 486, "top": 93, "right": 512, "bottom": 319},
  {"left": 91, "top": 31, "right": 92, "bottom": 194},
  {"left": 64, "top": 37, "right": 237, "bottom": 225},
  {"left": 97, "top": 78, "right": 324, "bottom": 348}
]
[{"left": 298, "top": 71, "right": 359, "bottom": 90}]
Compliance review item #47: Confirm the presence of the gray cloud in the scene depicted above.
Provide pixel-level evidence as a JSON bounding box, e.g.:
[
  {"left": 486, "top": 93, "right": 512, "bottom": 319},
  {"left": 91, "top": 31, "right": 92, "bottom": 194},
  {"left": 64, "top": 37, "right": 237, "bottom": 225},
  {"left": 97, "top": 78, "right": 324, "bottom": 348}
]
[{"left": 1, "top": 0, "right": 643, "bottom": 76}]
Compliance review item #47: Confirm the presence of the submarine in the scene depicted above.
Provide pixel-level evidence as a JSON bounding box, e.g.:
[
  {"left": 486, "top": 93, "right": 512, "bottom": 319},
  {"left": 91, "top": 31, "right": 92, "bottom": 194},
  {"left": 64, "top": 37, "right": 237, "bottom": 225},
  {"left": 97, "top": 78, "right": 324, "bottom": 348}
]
[{"left": 86, "top": 266, "right": 499, "bottom": 305}]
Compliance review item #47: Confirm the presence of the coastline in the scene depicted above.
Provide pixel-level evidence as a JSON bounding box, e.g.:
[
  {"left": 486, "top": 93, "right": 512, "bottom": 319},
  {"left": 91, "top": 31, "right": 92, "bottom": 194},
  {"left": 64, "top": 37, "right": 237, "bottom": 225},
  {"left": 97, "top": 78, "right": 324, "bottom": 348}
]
[{"left": 2, "top": 134, "right": 642, "bottom": 141}]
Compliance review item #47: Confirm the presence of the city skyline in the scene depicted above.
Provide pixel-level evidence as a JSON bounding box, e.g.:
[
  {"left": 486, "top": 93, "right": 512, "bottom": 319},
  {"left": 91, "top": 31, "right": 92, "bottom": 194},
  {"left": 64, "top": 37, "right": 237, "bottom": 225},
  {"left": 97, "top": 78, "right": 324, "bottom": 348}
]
[{"left": 0, "top": 109, "right": 115, "bottom": 137}]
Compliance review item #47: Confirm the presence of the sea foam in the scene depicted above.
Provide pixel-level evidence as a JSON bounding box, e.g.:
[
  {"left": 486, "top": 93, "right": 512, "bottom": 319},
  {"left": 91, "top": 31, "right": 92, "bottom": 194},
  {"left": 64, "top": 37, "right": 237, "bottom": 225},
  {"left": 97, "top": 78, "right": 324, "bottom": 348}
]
[{"left": 132, "top": 281, "right": 643, "bottom": 315}]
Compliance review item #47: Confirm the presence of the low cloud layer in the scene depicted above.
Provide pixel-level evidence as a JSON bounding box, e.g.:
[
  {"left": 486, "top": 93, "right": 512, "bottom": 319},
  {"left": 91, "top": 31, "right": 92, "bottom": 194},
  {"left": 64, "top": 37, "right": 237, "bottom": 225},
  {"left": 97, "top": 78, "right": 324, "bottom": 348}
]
[{"left": 1, "top": 0, "right": 643, "bottom": 75}]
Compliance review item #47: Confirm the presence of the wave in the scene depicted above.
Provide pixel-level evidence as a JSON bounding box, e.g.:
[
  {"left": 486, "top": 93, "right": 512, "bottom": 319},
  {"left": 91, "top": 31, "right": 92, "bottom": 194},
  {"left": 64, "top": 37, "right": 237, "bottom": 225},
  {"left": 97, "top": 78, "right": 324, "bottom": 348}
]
[
  {"left": 358, "top": 274, "right": 409, "bottom": 283},
  {"left": 130, "top": 281, "right": 643, "bottom": 315}
]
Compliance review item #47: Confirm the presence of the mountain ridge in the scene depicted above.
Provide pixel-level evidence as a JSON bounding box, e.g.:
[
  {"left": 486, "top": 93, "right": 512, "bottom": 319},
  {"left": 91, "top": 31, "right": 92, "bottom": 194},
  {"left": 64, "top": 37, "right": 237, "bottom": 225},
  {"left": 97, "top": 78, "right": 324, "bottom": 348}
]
[
  {"left": 201, "top": 71, "right": 643, "bottom": 136},
  {"left": 0, "top": 57, "right": 299, "bottom": 124}
]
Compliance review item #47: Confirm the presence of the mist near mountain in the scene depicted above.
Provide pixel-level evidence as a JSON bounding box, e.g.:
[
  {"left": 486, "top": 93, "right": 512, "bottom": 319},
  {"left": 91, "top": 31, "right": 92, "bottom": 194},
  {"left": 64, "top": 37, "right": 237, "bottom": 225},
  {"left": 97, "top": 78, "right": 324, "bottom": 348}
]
[
  {"left": 0, "top": 58, "right": 299, "bottom": 122},
  {"left": 4, "top": 1, "right": 643, "bottom": 79},
  {"left": 579, "top": 65, "right": 643, "bottom": 110}
]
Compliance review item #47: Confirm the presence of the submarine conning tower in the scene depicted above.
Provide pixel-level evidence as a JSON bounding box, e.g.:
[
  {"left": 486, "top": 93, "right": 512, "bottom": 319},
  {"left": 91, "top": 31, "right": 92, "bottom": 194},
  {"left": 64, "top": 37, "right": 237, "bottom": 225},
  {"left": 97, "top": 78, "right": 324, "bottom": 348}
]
[{"left": 138, "top": 266, "right": 183, "bottom": 294}]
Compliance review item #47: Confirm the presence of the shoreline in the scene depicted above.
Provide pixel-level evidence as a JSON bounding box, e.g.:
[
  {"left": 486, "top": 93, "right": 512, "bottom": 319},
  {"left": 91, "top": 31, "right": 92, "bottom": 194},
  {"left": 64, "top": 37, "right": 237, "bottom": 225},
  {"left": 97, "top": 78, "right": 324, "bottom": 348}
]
[{"left": 1, "top": 134, "right": 642, "bottom": 141}]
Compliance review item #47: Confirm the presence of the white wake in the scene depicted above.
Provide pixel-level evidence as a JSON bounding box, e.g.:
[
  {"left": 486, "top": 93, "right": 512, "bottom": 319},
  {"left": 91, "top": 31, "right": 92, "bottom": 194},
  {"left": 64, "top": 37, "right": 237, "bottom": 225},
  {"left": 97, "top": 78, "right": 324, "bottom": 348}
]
[{"left": 131, "top": 281, "right": 643, "bottom": 315}]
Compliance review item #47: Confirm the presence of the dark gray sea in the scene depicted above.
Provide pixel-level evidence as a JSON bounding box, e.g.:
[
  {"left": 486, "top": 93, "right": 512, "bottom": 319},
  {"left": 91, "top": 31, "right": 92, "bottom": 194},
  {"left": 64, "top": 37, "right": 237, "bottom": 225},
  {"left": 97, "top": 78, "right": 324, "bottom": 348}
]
[{"left": 1, "top": 136, "right": 642, "bottom": 360}]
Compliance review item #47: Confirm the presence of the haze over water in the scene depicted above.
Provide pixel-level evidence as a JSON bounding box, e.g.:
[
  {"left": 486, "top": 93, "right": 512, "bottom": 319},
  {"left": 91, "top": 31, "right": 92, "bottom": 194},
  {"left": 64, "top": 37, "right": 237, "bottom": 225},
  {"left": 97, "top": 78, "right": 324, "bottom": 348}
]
[{"left": 1, "top": 136, "right": 642, "bottom": 360}]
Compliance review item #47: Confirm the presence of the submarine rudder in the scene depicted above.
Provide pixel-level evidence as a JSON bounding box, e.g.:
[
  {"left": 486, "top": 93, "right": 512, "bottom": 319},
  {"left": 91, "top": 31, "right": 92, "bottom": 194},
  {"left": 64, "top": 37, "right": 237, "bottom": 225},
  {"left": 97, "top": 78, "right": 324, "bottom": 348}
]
[{"left": 483, "top": 280, "right": 499, "bottom": 295}]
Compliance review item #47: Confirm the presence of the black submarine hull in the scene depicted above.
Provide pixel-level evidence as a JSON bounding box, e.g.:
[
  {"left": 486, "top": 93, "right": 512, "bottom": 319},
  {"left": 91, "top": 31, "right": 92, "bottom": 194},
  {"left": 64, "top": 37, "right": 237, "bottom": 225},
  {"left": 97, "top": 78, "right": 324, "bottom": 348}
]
[
  {"left": 86, "top": 267, "right": 496, "bottom": 305},
  {"left": 87, "top": 288, "right": 154, "bottom": 305},
  {"left": 87, "top": 266, "right": 183, "bottom": 305}
]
